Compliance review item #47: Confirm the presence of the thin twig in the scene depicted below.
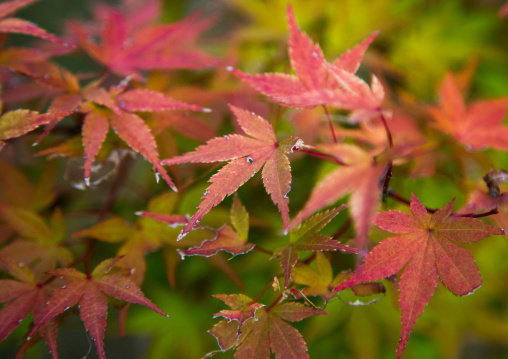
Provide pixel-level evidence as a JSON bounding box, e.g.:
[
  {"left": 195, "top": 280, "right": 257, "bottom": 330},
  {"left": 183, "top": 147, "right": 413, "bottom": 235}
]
[
  {"left": 322, "top": 105, "right": 338, "bottom": 144},
  {"left": 298, "top": 148, "right": 348, "bottom": 166},
  {"left": 249, "top": 279, "right": 274, "bottom": 305},
  {"left": 253, "top": 246, "right": 274, "bottom": 256},
  {"left": 388, "top": 190, "right": 499, "bottom": 218}
]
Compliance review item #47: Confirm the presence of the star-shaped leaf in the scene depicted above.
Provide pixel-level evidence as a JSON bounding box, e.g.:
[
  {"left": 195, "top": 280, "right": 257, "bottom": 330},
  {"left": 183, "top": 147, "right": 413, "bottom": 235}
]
[
  {"left": 209, "top": 295, "right": 326, "bottom": 358},
  {"left": 28, "top": 257, "right": 168, "bottom": 359},
  {"left": 67, "top": 2, "right": 217, "bottom": 78},
  {"left": 161, "top": 105, "right": 303, "bottom": 239},
  {"left": 232, "top": 5, "right": 383, "bottom": 114},
  {"left": 235, "top": 302, "right": 326, "bottom": 359},
  {"left": 335, "top": 193, "right": 505, "bottom": 359},
  {"left": 427, "top": 72, "right": 508, "bottom": 151}
]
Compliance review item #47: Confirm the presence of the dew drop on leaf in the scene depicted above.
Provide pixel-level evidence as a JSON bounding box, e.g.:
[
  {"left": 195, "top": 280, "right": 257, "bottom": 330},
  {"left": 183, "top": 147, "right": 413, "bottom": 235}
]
[
  {"left": 246, "top": 157, "right": 254, "bottom": 164},
  {"left": 125, "top": 285, "right": 130, "bottom": 289},
  {"left": 312, "top": 51, "right": 318, "bottom": 58},
  {"left": 225, "top": 135, "right": 230, "bottom": 140}
]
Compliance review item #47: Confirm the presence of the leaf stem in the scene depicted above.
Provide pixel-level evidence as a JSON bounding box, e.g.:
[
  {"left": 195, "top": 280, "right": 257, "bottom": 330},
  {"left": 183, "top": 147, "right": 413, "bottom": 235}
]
[
  {"left": 249, "top": 279, "right": 274, "bottom": 305},
  {"left": 253, "top": 246, "right": 274, "bottom": 256},
  {"left": 298, "top": 148, "right": 348, "bottom": 166},
  {"left": 332, "top": 218, "right": 352, "bottom": 239},
  {"left": 267, "top": 293, "right": 284, "bottom": 311},
  {"left": 379, "top": 113, "right": 393, "bottom": 148},
  {"left": 322, "top": 105, "right": 337, "bottom": 144},
  {"left": 388, "top": 190, "right": 499, "bottom": 218},
  {"left": 380, "top": 113, "right": 393, "bottom": 201}
]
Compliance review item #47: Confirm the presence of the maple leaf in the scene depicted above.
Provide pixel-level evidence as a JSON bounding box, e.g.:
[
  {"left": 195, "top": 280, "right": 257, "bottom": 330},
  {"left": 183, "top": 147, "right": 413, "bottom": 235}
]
[
  {"left": 67, "top": 2, "right": 217, "bottom": 78},
  {"left": 0, "top": 0, "right": 73, "bottom": 47},
  {"left": 427, "top": 72, "right": 508, "bottom": 151},
  {"left": 0, "top": 158, "right": 56, "bottom": 212},
  {"left": 234, "top": 301, "right": 327, "bottom": 359},
  {"left": 335, "top": 193, "right": 505, "bottom": 358},
  {"left": 289, "top": 143, "right": 387, "bottom": 251},
  {"left": 291, "top": 252, "right": 349, "bottom": 304},
  {"left": 178, "top": 195, "right": 255, "bottom": 258},
  {"left": 39, "top": 78, "right": 208, "bottom": 190},
  {"left": 0, "top": 109, "right": 71, "bottom": 149},
  {"left": 231, "top": 5, "right": 383, "bottom": 114},
  {"left": 0, "top": 206, "right": 72, "bottom": 276},
  {"left": 275, "top": 206, "right": 363, "bottom": 287},
  {"left": 161, "top": 105, "right": 303, "bottom": 239},
  {"left": 0, "top": 257, "right": 58, "bottom": 358},
  {"left": 28, "top": 257, "right": 168, "bottom": 359}
]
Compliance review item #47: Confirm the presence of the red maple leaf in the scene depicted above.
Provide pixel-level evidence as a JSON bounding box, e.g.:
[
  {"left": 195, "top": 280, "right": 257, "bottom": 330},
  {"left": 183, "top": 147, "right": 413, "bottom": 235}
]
[
  {"left": 0, "top": 257, "right": 58, "bottom": 358},
  {"left": 0, "top": 0, "right": 73, "bottom": 47},
  {"left": 289, "top": 143, "right": 387, "bottom": 251},
  {"left": 427, "top": 72, "right": 508, "bottom": 151},
  {"left": 67, "top": 0, "right": 217, "bottom": 78},
  {"left": 232, "top": 5, "right": 383, "bottom": 114},
  {"left": 28, "top": 257, "right": 167, "bottom": 359},
  {"left": 208, "top": 294, "right": 326, "bottom": 358},
  {"left": 161, "top": 105, "right": 303, "bottom": 239},
  {"left": 335, "top": 194, "right": 504, "bottom": 358},
  {"left": 234, "top": 302, "right": 326, "bottom": 359},
  {"left": 33, "top": 78, "right": 208, "bottom": 190}
]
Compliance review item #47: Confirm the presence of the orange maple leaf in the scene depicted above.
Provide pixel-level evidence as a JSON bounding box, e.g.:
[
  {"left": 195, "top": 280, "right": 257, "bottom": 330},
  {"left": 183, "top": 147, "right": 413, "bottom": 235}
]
[{"left": 427, "top": 72, "right": 508, "bottom": 151}]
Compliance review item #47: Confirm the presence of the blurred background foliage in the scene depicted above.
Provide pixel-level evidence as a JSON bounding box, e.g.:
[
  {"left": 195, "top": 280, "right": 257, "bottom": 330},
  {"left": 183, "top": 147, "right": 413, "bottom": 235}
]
[{"left": 2, "top": 0, "right": 508, "bottom": 358}]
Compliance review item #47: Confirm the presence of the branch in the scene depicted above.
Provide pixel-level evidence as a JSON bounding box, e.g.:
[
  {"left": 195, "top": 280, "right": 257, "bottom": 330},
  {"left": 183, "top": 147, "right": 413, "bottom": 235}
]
[
  {"left": 297, "top": 148, "right": 348, "bottom": 166},
  {"left": 388, "top": 190, "right": 499, "bottom": 218},
  {"left": 322, "top": 105, "right": 337, "bottom": 144}
]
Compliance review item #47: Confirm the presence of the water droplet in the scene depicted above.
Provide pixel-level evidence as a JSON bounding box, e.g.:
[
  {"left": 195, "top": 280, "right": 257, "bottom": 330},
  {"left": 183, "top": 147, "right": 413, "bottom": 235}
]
[
  {"left": 125, "top": 285, "right": 130, "bottom": 289},
  {"left": 225, "top": 66, "right": 234, "bottom": 71},
  {"left": 203, "top": 190, "right": 209, "bottom": 197},
  {"left": 224, "top": 135, "right": 230, "bottom": 140},
  {"left": 246, "top": 157, "right": 254, "bottom": 164},
  {"left": 119, "top": 99, "right": 126, "bottom": 109},
  {"left": 18, "top": 319, "right": 22, "bottom": 323},
  {"left": 61, "top": 285, "right": 66, "bottom": 289},
  {"left": 312, "top": 51, "right": 318, "bottom": 58},
  {"left": 264, "top": 177, "right": 268, "bottom": 181},
  {"left": 84, "top": 177, "right": 90, "bottom": 187},
  {"left": 202, "top": 107, "right": 212, "bottom": 113},
  {"left": 64, "top": 306, "right": 70, "bottom": 311},
  {"left": 26, "top": 336, "right": 31, "bottom": 341},
  {"left": 155, "top": 172, "right": 161, "bottom": 183}
]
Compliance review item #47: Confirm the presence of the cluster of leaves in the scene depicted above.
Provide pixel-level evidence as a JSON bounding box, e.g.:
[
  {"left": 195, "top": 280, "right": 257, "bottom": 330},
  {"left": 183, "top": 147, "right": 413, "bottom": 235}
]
[{"left": 1, "top": 0, "right": 508, "bottom": 358}]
